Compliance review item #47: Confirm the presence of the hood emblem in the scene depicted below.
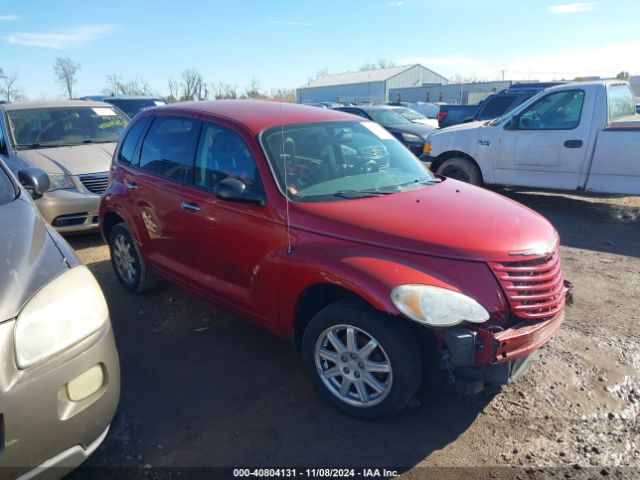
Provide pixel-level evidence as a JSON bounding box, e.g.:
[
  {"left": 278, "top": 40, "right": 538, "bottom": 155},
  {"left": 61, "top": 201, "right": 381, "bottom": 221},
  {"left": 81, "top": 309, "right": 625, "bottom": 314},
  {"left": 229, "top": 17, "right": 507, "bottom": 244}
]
[{"left": 509, "top": 235, "right": 558, "bottom": 257}]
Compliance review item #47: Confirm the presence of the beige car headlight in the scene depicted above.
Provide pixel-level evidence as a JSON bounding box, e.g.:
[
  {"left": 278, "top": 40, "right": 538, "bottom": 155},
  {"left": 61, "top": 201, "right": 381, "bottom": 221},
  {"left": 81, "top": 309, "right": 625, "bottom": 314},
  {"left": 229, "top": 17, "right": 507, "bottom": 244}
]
[
  {"left": 391, "top": 284, "right": 489, "bottom": 327},
  {"left": 47, "top": 173, "right": 75, "bottom": 191},
  {"left": 15, "top": 265, "right": 108, "bottom": 369}
]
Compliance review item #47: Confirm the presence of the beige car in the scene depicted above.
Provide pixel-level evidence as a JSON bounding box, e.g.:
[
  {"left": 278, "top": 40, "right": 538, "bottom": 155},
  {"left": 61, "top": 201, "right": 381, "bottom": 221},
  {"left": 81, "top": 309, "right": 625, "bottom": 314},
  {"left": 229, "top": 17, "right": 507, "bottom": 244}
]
[
  {"left": 0, "top": 157, "right": 120, "bottom": 478},
  {"left": 0, "top": 101, "right": 129, "bottom": 233}
]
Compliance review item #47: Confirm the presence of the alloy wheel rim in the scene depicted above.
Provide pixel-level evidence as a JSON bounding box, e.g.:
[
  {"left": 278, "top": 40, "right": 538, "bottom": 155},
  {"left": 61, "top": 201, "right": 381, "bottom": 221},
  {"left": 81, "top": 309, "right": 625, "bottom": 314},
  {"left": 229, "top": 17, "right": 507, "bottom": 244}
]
[
  {"left": 113, "top": 234, "right": 136, "bottom": 284},
  {"left": 314, "top": 324, "right": 392, "bottom": 407}
]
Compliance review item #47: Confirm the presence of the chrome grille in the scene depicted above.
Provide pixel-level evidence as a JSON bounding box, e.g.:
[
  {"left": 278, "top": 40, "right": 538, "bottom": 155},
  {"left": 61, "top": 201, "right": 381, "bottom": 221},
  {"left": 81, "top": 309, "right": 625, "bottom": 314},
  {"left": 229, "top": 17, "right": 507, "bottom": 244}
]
[
  {"left": 79, "top": 172, "right": 109, "bottom": 195},
  {"left": 489, "top": 249, "right": 565, "bottom": 320}
]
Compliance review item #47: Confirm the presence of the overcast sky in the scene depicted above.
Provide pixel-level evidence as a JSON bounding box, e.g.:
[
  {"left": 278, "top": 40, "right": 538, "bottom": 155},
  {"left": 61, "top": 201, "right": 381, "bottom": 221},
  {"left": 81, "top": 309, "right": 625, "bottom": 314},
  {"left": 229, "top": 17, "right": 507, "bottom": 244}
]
[{"left": 1, "top": 0, "right": 638, "bottom": 99}]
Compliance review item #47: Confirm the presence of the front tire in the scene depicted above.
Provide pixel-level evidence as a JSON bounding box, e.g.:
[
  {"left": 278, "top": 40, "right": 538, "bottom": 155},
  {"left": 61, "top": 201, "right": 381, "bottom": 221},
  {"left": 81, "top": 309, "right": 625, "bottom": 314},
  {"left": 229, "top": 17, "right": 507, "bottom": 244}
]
[
  {"left": 108, "top": 222, "right": 158, "bottom": 293},
  {"left": 436, "top": 157, "right": 482, "bottom": 186},
  {"left": 301, "top": 299, "right": 422, "bottom": 418}
]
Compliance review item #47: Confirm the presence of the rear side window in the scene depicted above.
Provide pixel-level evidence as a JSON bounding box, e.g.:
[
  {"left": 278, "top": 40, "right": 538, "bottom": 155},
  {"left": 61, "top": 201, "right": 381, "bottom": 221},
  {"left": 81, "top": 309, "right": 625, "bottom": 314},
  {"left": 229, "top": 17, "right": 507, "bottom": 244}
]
[
  {"left": 139, "top": 116, "right": 200, "bottom": 182},
  {"left": 118, "top": 116, "right": 152, "bottom": 165},
  {"left": 193, "top": 123, "right": 262, "bottom": 192},
  {"left": 607, "top": 84, "right": 635, "bottom": 121},
  {"left": 478, "top": 96, "right": 516, "bottom": 119}
]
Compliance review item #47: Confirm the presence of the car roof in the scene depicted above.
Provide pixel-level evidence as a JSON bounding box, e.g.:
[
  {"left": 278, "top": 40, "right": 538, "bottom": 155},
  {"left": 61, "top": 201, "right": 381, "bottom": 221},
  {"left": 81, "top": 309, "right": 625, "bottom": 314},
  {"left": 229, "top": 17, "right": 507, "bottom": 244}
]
[
  {"left": 148, "top": 100, "right": 357, "bottom": 134},
  {"left": 104, "top": 95, "right": 165, "bottom": 100},
  {"left": 340, "top": 105, "right": 396, "bottom": 112},
  {"left": 2, "top": 100, "right": 116, "bottom": 111}
]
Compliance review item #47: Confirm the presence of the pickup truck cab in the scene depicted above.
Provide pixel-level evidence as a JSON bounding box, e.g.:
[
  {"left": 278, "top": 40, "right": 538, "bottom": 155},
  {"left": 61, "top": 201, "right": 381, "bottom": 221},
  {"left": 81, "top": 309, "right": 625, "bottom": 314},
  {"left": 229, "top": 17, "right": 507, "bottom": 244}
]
[
  {"left": 424, "top": 81, "right": 640, "bottom": 195},
  {"left": 101, "top": 101, "right": 571, "bottom": 417}
]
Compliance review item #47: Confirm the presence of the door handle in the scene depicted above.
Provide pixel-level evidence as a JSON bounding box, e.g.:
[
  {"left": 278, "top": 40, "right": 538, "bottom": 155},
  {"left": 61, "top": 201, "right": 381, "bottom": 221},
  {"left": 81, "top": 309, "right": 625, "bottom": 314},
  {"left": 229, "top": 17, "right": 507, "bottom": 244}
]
[
  {"left": 180, "top": 201, "right": 201, "bottom": 212},
  {"left": 564, "top": 140, "right": 583, "bottom": 148},
  {"left": 124, "top": 180, "right": 138, "bottom": 190}
]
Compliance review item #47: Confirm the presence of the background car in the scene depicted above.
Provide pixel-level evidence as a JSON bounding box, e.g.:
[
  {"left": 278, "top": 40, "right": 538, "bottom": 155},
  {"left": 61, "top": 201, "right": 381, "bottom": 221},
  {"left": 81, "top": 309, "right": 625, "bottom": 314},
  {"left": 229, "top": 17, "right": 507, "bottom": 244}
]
[
  {"left": 386, "top": 105, "right": 439, "bottom": 129},
  {"left": 82, "top": 95, "right": 167, "bottom": 118},
  {"left": 0, "top": 157, "right": 119, "bottom": 478},
  {"left": 0, "top": 100, "right": 129, "bottom": 232},
  {"left": 335, "top": 104, "right": 435, "bottom": 155}
]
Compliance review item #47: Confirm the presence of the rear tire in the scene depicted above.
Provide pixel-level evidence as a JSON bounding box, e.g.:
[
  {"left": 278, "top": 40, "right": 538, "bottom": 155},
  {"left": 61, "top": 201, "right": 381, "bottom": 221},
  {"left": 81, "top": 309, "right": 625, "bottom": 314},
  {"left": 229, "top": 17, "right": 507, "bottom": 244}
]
[
  {"left": 436, "top": 157, "right": 482, "bottom": 186},
  {"left": 301, "top": 299, "right": 422, "bottom": 418},
  {"left": 108, "top": 223, "right": 158, "bottom": 293}
]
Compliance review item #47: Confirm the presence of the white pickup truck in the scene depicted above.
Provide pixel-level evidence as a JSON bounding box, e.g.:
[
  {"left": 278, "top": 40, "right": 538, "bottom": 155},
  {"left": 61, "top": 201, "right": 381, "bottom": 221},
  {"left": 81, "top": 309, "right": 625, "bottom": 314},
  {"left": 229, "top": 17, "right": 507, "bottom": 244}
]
[{"left": 422, "top": 81, "right": 640, "bottom": 195}]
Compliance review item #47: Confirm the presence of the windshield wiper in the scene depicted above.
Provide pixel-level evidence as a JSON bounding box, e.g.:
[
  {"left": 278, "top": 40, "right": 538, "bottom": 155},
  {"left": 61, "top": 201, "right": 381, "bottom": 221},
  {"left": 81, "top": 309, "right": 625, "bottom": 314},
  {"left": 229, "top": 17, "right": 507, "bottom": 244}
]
[
  {"left": 81, "top": 139, "right": 114, "bottom": 144},
  {"left": 335, "top": 189, "right": 396, "bottom": 199},
  {"left": 15, "top": 143, "right": 50, "bottom": 150}
]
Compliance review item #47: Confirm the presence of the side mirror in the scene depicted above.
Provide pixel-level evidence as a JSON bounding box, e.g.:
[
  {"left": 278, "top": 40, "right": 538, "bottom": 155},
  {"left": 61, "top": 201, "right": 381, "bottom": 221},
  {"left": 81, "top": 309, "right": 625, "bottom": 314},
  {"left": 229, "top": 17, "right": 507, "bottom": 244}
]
[
  {"left": 213, "top": 177, "right": 265, "bottom": 206},
  {"left": 18, "top": 168, "right": 50, "bottom": 199}
]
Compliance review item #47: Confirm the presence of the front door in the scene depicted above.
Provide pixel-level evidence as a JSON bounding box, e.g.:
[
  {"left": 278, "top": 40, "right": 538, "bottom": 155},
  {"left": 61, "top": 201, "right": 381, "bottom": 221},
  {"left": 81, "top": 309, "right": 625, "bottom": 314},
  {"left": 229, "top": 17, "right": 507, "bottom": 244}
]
[
  {"left": 179, "top": 120, "right": 282, "bottom": 326},
  {"left": 493, "top": 89, "right": 591, "bottom": 190}
]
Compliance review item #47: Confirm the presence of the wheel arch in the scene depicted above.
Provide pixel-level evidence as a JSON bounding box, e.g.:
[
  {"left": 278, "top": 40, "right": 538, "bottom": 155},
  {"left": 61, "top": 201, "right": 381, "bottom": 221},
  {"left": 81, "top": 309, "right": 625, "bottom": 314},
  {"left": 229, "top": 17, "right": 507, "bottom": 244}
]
[
  {"left": 431, "top": 150, "right": 483, "bottom": 181},
  {"left": 101, "top": 211, "right": 125, "bottom": 242}
]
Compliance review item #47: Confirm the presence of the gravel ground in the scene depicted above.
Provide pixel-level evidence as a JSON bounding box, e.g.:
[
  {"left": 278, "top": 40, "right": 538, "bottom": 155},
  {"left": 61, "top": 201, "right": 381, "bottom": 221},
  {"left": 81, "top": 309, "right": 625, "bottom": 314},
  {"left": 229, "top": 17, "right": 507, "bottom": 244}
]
[{"left": 67, "top": 190, "right": 640, "bottom": 480}]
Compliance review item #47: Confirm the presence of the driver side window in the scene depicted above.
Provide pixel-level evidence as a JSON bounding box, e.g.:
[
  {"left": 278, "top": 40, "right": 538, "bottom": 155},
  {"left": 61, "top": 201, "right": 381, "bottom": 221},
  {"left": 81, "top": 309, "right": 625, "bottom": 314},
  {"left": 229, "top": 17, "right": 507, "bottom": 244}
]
[
  {"left": 193, "top": 122, "right": 262, "bottom": 192},
  {"left": 518, "top": 90, "right": 584, "bottom": 130}
]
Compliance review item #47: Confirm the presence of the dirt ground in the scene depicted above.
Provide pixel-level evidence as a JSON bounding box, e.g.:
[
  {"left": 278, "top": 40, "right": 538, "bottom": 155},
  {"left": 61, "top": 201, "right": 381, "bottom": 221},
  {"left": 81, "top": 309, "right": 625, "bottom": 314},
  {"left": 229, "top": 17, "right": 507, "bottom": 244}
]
[{"left": 66, "top": 190, "right": 640, "bottom": 480}]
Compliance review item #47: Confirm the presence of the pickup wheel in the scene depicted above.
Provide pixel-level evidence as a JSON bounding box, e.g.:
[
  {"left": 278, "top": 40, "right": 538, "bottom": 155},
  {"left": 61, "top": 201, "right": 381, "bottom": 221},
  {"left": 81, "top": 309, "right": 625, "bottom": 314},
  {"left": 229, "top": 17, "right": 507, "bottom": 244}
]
[
  {"left": 301, "top": 299, "right": 422, "bottom": 418},
  {"left": 436, "top": 157, "right": 482, "bottom": 186},
  {"left": 108, "top": 223, "right": 158, "bottom": 293}
]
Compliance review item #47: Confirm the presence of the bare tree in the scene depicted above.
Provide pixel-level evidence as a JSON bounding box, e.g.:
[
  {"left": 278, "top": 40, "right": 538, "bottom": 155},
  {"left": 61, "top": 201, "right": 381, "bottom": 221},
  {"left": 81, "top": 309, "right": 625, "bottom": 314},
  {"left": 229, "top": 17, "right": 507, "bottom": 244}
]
[
  {"left": 167, "top": 76, "right": 180, "bottom": 102},
  {"left": 359, "top": 59, "right": 397, "bottom": 71},
  {"left": 0, "top": 72, "right": 23, "bottom": 102},
  {"left": 180, "top": 69, "right": 205, "bottom": 101},
  {"left": 53, "top": 57, "right": 81, "bottom": 99},
  {"left": 244, "top": 77, "right": 265, "bottom": 99},
  {"left": 213, "top": 82, "right": 238, "bottom": 99},
  {"left": 306, "top": 67, "right": 329, "bottom": 84},
  {"left": 448, "top": 73, "right": 479, "bottom": 84},
  {"left": 270, "top": 88, "right": 296, "bottom": 103},
  {"left": 103, "top": 74, "right": 125, "bottom": 96}
]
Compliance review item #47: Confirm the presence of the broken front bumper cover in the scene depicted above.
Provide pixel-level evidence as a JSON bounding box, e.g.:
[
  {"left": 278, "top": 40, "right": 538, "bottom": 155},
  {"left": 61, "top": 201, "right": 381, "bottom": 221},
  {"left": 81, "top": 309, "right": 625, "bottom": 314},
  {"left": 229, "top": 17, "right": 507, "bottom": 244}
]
[{"left": 440, "top": 280, "right": 573, "bottom": 394}]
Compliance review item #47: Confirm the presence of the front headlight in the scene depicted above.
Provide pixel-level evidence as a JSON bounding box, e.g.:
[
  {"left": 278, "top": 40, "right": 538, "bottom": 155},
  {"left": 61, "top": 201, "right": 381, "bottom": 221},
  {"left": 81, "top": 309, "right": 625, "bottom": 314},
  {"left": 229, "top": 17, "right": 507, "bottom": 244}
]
[
  {"left": 391, "top": 284, "right": 489, "bottom": 327},
  {"left": 47, "top": 173, "right": 75, "bottom": 191},
  {"left": 15, "top": 265, "right": 109, "bottom": 369},
  {"left": 401, "top": 133, "right": 423, "bottom": 143}
]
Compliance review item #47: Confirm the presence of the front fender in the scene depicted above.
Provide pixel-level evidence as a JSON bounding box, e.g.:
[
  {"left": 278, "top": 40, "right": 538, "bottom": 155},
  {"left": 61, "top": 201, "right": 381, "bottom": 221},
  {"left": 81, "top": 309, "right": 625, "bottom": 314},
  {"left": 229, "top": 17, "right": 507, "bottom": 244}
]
[{"left": 278, "top": 233, "right": 508, "bottom": 334}]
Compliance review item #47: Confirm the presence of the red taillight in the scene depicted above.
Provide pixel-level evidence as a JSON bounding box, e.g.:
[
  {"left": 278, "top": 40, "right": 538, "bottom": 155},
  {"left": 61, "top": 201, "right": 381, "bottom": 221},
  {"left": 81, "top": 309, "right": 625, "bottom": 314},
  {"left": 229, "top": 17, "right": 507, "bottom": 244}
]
[{"left": 437, "top": 110, "right": 448, "bottom": 122}]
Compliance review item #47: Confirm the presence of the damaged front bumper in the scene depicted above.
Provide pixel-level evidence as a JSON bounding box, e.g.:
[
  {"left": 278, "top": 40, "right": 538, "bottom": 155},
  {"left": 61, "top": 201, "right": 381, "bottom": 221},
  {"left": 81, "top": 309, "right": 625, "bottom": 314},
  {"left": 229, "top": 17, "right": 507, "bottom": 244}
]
[{"left": 439, "top": 280, "right": 573, "bottom": 394}]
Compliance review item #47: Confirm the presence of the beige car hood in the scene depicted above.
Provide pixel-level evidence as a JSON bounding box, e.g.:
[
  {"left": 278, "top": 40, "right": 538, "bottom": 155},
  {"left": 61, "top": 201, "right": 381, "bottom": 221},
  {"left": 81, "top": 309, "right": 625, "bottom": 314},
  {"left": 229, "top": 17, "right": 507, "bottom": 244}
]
[{"left": 18, "top": 143, "right": 116, "bottom": 175}]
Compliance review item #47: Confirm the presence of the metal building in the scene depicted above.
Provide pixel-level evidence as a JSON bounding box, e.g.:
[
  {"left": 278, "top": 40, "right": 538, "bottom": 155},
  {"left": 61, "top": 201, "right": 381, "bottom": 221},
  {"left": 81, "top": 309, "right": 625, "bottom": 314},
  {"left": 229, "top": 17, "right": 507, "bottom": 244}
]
[
  {"left": 297, "top": 64, "right": 448, "bottom": 104},
  {"left": 389, "top": 80, "right": 513, "bottom": 105}
]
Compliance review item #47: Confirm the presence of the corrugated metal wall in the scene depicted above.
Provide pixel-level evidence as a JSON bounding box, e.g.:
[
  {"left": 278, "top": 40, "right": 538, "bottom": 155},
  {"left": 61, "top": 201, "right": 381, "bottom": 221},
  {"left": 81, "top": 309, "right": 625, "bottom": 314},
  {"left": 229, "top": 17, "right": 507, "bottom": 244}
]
[
  {"left": 389, "top": 81, "right": 512, "bottom": 105},
  {"left": 297, "top": 81, "right": 387, "bottom": 104}
]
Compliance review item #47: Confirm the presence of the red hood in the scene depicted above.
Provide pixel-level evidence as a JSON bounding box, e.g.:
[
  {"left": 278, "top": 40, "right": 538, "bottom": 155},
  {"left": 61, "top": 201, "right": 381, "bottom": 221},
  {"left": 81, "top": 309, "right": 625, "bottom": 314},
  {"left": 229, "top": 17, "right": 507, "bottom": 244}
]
[{"left": 292, "top": 178, "right": 557, "bottom": 263}]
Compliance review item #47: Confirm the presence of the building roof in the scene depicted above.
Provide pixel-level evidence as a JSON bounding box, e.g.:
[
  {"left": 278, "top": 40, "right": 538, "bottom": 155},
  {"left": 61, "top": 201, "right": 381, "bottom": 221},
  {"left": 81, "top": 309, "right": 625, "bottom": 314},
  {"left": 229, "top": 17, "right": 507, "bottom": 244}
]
[
  {"left": 301, "top": 64, "right": 437, "bottom": 89},
  {"left": 149, "top": 100, "right": 358, "bottom": 134}
]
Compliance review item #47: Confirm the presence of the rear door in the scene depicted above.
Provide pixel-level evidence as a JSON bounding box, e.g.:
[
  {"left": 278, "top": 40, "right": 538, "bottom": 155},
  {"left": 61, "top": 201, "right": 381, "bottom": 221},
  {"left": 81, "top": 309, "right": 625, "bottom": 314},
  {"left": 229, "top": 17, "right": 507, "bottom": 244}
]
[
  {"left": 128, "top": 115, "right": 201, "bottom": 278},
  {"left": 492, "top": 89, "right": 592, "bottom": 189}
]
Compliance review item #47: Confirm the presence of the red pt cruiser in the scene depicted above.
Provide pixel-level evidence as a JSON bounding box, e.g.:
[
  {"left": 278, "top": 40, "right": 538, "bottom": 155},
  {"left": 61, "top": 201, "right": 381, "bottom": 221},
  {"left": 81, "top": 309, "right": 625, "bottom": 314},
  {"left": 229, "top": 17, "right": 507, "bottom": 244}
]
[{"left": 100, "top": 101, "right": 572, "bottom": 417}]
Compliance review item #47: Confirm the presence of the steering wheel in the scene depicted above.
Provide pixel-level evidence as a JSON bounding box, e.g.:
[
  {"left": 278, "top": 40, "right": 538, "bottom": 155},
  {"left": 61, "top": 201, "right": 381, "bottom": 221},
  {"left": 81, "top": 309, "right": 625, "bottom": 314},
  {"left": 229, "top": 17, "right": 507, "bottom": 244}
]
[
  {"left": 35, "top": 117, "right": 75, "bottom": 143},
  {"left": 531, "top": 112, "right": 544, "bottom": 129}
]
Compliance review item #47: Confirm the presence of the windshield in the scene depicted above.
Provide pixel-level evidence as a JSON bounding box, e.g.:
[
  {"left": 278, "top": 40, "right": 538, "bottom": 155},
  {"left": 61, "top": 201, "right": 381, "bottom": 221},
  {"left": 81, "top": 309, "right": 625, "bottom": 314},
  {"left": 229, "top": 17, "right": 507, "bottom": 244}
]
[
  {"left": 8, "top": 106, "right": 128, "bottom": 149},
  {"left": 395, "top": 107, "right": 426, "bottom": 121},
  {"left": 367, "top": 109, "right": 412, "bottom": 126},
  {"left": 260, "top": 121, "right": 436, "bottom": 203}
]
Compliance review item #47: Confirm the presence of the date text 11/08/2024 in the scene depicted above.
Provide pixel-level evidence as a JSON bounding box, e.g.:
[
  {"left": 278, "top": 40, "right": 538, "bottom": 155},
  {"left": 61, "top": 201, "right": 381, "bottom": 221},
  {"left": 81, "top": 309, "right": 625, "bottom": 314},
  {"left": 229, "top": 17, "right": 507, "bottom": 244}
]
[{"left": 232, "top": 468, "right": 399, "bottom": 478}]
